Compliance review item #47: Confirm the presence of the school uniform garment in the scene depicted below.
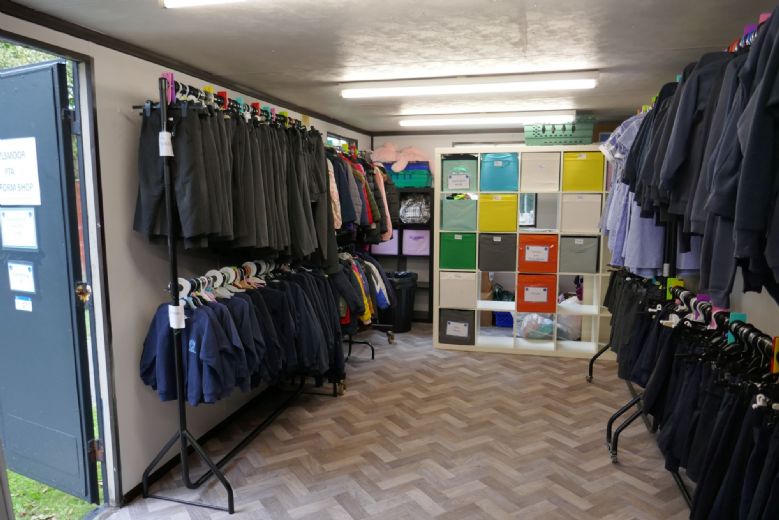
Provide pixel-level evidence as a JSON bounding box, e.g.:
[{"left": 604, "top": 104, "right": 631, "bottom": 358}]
[{"left": 140, "top": 270, "right": 346, "bottom": 405}]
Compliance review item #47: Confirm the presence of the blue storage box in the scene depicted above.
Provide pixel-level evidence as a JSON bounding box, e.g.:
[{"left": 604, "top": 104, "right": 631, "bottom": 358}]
[{"left": 479, "top": 153, "right": 519, "bottom": 191}]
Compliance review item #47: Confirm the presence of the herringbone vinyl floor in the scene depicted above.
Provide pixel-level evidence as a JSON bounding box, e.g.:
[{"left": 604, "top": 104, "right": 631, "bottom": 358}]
[{"left": 108, "top": 325, "right": 689, "bottom": 520}]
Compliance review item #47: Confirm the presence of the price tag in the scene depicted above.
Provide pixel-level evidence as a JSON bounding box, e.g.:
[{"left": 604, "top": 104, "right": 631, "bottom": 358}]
[
  {"left": 524, "top": 286, "right": 548, "bottom": 303},
  {"left": 168, "top": 303, "right": 186, "bottom": 329},
  {"left": 447, "top": 173, "right": 470, "bottom": 190},
  {"left": 525, "top": 245, "right": 549, "bottom": 262},
  {"left": 446, "top": 320, "right": 469, "bottom": 338},
  {"left": 159, "top": 132, "right": 174, "bottom": 157}
]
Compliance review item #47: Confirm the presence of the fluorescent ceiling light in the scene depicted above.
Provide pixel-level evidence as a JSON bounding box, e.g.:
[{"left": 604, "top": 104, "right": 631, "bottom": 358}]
[
  {"left": 163, "top": 0, "right": 245, "bottom": 8},
  {"left": 341, "top": 72, "right": 598, "bottom": 99},
  {"left": 398, "top": 111, "right": 576, "bottom": 128}
]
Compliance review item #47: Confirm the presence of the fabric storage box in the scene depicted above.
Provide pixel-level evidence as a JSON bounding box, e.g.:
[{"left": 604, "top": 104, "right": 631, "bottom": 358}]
[
  {"left": 440, "top": 232, "right": 477, "bottom": 269},
  {"left": 479, "top": 194, "right": 518, "bottom": 232},
  {"left": 478, "top": 234, "right": 517, "bottom": 272},
  {"left": 441, "top": 196, "right": 477, "bottom": 231},
  {"left": 562, "top": 152, "right": 605, "bottom": 192},
  {"left": 516, "top": 274, "right": 557, "bottom": 313},
  {"left": 439, "top": 309, "right": 476, "bottom": 345},
  {"left": 518, "top": 234, "right": 559, "bottom": 273},
  {"left": 402, "top": 229, "right": 430, "bottom": 256},
  {"left": 559, "top": 236, "right": 600, "bottom": 273},
  {"left": 442, "top": 154, "right": 478, "bottom": 191},
  {"left": 479, "top": 153, "right": 519, "bottom": 191},
  {"left": 521, "top": 152, "right": 561, "bottom": 192},
  {"left": 371, "top": 232, "right": 399, "bottom": 255},
  {"left": 439, "top": 271, "right": 478, "bottom": 309},
  {"left": 561, "top": 194, "right": 602, "bottom": 233}
]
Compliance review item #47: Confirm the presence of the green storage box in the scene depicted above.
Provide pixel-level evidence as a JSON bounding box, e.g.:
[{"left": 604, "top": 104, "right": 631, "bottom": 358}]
[
  {"left": 391, "top": 170, "right": 432, "bottom": 188},
  {"left": 440, "top": 232, "right": 477, "bottom": 269},
  {"left": 442, "top": 154, "right": 478, "bottom": 191},
  {"left": 441, "top": 197, "right": 477, "bottom": 231}
]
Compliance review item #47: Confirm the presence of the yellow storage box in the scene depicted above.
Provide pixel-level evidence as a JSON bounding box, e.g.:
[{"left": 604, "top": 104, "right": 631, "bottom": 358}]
[
  {"left": 562, "top": 152, "right": 605, "bottom": 192},
  {"left": 478, "top": 194, "right": 518, "bottom": 232}
]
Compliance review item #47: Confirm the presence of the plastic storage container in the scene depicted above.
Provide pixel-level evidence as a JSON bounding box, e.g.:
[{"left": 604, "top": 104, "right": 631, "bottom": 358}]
[
  {"left": 381, "top": 272, "right": 417, "bottom": 333},
  {"left": 441, "top": 154, "right": 478, "bottom": 191},
  {"left": 478, "top": 234, "right": 517, "bottom": 272},
  {"left": 479, "top": 194, "right": 518, "bottom": 232},
  {"left": 516, "top": 274, "right": 557, "bottom": 313},
  {"left": 402, "top": 229, "right": 431, "bottom": 256},
  {"left": 439, "top": 271, "right": 478, "bottom": 309},
  {"left": 440, "top": 232, "right": 477, "bottom": 270},
  {"left": 521, "top": 152, "right": 560, "bottom": 192},
  {"left": 479, "top": 153, "right": 519, "bottom": 191},
  {"left": 559, "top": 236, "right": 600, "bottom": 273},
  {"left": 438, "top": 309, "right": 476, "bottom": 345},
  {"left": 441, "top": 196, "right": 477, "bottom": 231},
  {"left": 518, "top": 234, "right": 559, "bottom": 274},
  {"left": 371, "top": 232, "right": 399, "bottom": 256},
  {"left": 562, "top": 152, "right": 605, "bottom": 192},
  {"left": 560, "top": 194, "right": 602, "bottom": 233}
]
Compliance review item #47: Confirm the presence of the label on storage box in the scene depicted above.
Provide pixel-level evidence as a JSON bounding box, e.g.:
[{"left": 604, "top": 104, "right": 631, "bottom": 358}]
[
  {"left": 493, "top": 160, "right": 503, "bottom": 167},
  {"left": 493, "top": 236, "right": 502, "bottom": 242},
  {"left": 446, "top": 320, "right": 469, "bottom": 338},
  {"left": 525, "top": 245, "right": 549, "bottom": 262},
  {"left": 454, "top": 234, "right": 463, "bottom": 240},
  {"left": 575, "top": 238, "right": 584, "bottom": 245},
  {"left": 447, "top": 173, "right": 470, "bottom": 190},
  {"left": 524, "top": 286, "right": 548, "bottom": 303}
]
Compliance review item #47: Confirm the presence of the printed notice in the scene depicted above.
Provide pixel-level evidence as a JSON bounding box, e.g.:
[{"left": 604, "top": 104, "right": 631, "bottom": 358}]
[
  {"left": 447, "top": 173, "right": 470, "bottom": 190},
  {"left": 7, "top": 261, "right": 35, "bottom": 293},
  {"left": 14, "top": 295, "right": 32, "bottom": 312},
  {"left": 0, "top": 207, "right": 37, "bottom": 250},
  {"left": 0, "top": 138, "right": 41, "bottom": 206},
  {"left": 524, "top": 286, "right": 548, "bottom": 303},
  {"left": 446, "top": 320, "right": 469, "bottom": 338},
  {"left": 525, "top": 245, "right": 549, "bottom": 262}
]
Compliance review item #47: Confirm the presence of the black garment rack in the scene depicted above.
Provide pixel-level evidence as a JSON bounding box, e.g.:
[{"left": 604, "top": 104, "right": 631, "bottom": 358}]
[{"left": 139, "top": 76, "right": 313, "bottom": 514}]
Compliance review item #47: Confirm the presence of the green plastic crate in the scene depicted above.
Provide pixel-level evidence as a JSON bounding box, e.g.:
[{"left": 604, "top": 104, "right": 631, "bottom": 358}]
[
  {"left": 524, "top": 117, "right": 595, "bottom": 146},
  {"left": 440, "top": 232, "right": 477, "bottom": 269},
  {"left": 391, "top": 170, "right": 432, "bottom": 188}
]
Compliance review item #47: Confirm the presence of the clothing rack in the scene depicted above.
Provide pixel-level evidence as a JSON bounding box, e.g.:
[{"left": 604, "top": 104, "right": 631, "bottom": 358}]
[{"left": 139, "top": 76, "right": 311, "bottom": 514}]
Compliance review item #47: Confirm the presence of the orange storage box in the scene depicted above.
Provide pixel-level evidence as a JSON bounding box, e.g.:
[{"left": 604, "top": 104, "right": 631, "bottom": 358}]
[
  {"left": 518, "top": 234, "right": 559, "bottom": 273},
  {"left": 516, "top": 274, "right": 557, "bottom": 313}
]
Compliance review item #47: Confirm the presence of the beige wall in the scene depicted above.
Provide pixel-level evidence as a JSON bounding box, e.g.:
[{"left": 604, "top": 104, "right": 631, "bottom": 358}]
[{"left": 1, "top": 12, "right": 369, "bottom": 502}]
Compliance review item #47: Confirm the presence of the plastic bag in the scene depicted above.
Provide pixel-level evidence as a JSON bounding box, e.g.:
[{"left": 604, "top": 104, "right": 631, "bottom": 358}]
[{"left": 399, "top": 194, "right": 431, "bottom": 224}]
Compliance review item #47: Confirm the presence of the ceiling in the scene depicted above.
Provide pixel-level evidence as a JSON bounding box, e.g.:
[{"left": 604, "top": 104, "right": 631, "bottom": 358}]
[{"left": 9, "top": 0, "right": 777, "bottom": 133}]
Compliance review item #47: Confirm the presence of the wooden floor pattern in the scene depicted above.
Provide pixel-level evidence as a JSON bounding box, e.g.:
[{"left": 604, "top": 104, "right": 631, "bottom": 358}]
[{"left": 108, "top": 325, "right": 689, "bottom": 519}]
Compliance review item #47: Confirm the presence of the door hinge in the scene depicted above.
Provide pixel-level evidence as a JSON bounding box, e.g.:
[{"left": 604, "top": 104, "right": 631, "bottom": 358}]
[
  {"left": 88, "top": 439, "right": 105, "bottom": 463},
  {"left": 62, "top": 108, "right": 81, "bottom": 136}
]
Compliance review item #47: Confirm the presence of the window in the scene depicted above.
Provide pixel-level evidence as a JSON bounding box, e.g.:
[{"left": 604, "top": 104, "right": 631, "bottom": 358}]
[{"left": 326, "top": 132, "right": 357, "bottom": 150}]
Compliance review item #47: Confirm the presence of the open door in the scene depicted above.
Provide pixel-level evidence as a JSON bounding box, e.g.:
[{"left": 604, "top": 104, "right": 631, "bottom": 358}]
[{"left": 0, "top": 61, "right": 99, "bottom": 502}]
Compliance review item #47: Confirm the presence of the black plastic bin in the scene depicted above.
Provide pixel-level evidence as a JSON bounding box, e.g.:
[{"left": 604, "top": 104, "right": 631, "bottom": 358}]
[{"left": 379, "top": 272, "right": 418, "bottom": 333}]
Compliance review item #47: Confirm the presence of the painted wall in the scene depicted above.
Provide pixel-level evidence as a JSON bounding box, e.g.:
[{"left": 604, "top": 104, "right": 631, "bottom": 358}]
[
  {"left": 373, "top": 132, "right": 525, "bottom": 165},
  {"left": 0, "top": 12, "right": 369, "bottom": 500},
  {"left": 730, "top": 275, "right": 779, "bottom": 338}
]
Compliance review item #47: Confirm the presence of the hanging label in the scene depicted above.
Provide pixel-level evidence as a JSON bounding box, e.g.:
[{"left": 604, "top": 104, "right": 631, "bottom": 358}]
[
  {"left": 168, "top": 303, "right": 186, "bottom": 329},
  {"left": 666, "top": 277, "right": 685, "bottom": 300},
  {"left": 574, "top": 238, "right": 584, "bottom": 245},
  {"left": 525, "top": 245, "right": 549, "bottom": 262},
  {"left": 0, "top": 137, "right": 41, "bottom": 206},
  {"left": 0, "top": 207, "right": 37, "bottom": 250},
  {"left": 454, "top": 234, "right": 463, "bottom": 240},
  {"left": 493, "top": 160, "right": 503, "bottom": 167},
  {"left": 446, "top": 320, "right": 469, "bottom": 338},
  {"left": 158, "top": 132, "right": 174, "bottom": 157},
  {"left": 771, "top": 337, "right": 779, "bottom": 375},
  {"left": 7, "top": 260, "right": 35, "bottom": 293},
  {"left": 493, "top": 236, "right": 502, "bottom": 242},
  {"left": 447, "top": 173, "right": 470, "bottom": 190},
  {"left": 524, "top": 286, "right": 548, "bottom": 303},
  {"left": 14, "top": 295, "right": 32, "bottom": 312}
]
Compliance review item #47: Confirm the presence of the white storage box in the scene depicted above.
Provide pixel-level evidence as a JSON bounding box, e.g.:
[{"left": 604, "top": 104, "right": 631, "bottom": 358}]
[{"left": 439, "top": 271, "right": 478, "bottom": 309}]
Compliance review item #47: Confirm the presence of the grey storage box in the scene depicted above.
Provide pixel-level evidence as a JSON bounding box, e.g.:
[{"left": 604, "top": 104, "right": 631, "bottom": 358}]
[
  {"left": 536, "top": 193, "right": 559, "bottom": 230},
  {"left": 441, "top": 197, "right": 477, "bottom": 231},
  {"left": 559, "top": 236, "right": 600, "bottom": 273},
  {"left": 478, "top": 234, "right": 517, "bottom": 272},
  {"left": 439, "top": 309, "right": 476, "bottom": 345}
]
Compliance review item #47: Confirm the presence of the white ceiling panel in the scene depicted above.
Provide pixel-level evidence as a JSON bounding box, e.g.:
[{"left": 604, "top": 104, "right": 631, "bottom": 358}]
[{"left": 9, "top": 0, "right": 777, "bottom": 131}]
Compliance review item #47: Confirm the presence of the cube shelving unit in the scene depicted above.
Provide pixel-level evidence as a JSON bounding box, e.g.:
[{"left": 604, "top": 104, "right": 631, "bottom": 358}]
[{"left": 433, "top": 144, "right": 616, "bottom": 359}]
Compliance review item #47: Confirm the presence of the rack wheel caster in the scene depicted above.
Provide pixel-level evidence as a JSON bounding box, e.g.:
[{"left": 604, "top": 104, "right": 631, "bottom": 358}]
[
  {"left": 586, "top": 375, "right": 593, "bottom": 383},
  {"left": 610, "top": 453, "right": 619, "bottom": 464},
  {"left": 387, "top": 332, "right": 395, "bottom": 344},
  {"left": 337, "top": 382, "right": 346, "bottom": 396}
]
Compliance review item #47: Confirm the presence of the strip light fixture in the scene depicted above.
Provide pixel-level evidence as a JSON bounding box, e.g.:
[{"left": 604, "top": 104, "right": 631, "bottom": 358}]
[
  {"left": 341, "top": 72, "right": 598, "bottom": 99},
  {"left": 398, "top": 111, "right": 577, "bottom": 128},
  {"left": 163, "top": 0, "right": 245, "bottom": 8}
]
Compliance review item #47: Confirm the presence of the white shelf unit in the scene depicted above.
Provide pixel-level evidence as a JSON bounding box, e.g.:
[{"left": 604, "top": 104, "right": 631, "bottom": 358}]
[{"left": 434, "top": 144, "right": 617, "bottom": 360}]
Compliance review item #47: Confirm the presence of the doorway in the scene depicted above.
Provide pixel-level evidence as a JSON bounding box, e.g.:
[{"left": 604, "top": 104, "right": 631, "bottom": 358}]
[{"left": 0, "top": 38, "right": 106, "bottom": 518}]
